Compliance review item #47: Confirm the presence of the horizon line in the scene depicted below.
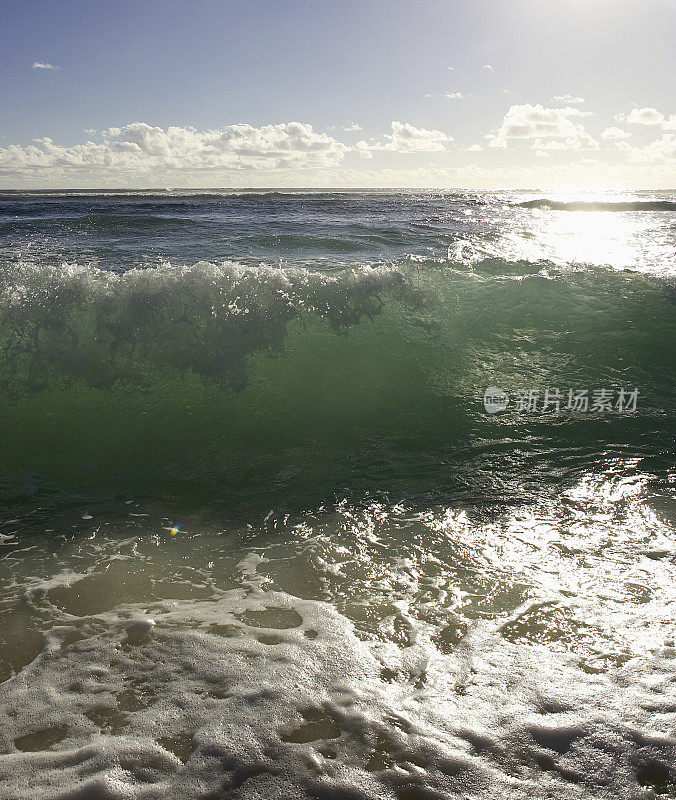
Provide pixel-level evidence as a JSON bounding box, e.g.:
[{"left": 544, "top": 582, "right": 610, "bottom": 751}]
[{"left": 1, "top": 186, "right": 673, "bottom": 193}]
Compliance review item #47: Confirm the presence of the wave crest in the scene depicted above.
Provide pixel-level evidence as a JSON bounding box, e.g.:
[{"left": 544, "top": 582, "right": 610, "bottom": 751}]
[{"left": 0, "top": 260, "right": 420, "bottom": 394}]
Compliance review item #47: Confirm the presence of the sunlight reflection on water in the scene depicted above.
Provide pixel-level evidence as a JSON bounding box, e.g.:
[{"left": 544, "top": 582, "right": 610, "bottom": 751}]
[{"left": 502, "top": 205, "right": 672, "bottom": 272}]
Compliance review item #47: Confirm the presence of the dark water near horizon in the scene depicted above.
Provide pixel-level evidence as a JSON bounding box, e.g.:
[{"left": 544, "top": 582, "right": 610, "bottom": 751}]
[{"left": 0, "top": 190, "right": 674, "bottom": 799}]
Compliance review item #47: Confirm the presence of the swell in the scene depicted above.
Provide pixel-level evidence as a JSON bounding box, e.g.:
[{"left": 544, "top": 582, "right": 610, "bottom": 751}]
[
  {"left": 517, "top": 198, "right": 676, "bottom": 212},
  {"left": 0, "top": 258, "right": 673, "bottom": 508}
]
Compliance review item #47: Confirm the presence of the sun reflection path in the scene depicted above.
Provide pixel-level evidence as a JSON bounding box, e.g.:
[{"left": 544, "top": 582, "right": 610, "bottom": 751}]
[{"left": 496, "top": 192, "right": 674, "bottom": 273}]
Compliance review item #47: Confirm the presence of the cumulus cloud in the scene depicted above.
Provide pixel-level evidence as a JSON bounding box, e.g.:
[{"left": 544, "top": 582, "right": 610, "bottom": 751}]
[
  {"left": 0, "top": 122, "right": 349, "bottom": 176},
  {"left": 552, "top": 94, "right": 585, "bottom": 104},
  {"left": 448, "top": 66, "right": 456, "bottom": 71},
  {"left": 341, "top": 122, "right": 363, "bottom": 132},
  {"left": 616, "top": 107, "right": 676, "bottom": 130},
  {"left": 626, "top": 133, "right": 676, "bottom": 162},
  {"left": 466, "top": 144, "right": 482, "bottom": 152},
  {"left": 487, "top": 103, "right": 598, "bottom": 150},
  {"left": 482, "top": 64, "right": 493, "bottom": 71},
  {"left": 601, "top": 126, "right": 630, "bottom": 141},
  {"left": 32, "top": 61, "right": 59, "bottom": 70},
  {"left": 356, "top": 121, "right": 451, "bottom": 156}
]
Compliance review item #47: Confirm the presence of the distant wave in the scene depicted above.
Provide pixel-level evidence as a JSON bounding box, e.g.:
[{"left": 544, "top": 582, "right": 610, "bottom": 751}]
[{"left": 517, "top": 199, "right": 676, "bottom": 212}]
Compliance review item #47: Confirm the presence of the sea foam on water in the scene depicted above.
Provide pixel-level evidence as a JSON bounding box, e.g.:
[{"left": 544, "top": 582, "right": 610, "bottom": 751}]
[{"left": 0, "top": 474, "right": 674, "bottom": 799}]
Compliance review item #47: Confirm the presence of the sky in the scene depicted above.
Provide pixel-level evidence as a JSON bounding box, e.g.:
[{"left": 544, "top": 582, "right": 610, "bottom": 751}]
[{"left": 0, "top": 0, "right": 674, "bottom": 189}]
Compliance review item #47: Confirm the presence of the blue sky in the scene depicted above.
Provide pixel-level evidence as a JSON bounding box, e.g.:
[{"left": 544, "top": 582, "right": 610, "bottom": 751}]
[{"left": 1, "top": 0, "right": 674, "bottom": 188}]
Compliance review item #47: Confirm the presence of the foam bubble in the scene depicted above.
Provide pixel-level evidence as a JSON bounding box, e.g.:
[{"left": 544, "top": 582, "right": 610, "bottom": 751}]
[{"left": 1, "top": 476, "right": 675, "bottom": 798}]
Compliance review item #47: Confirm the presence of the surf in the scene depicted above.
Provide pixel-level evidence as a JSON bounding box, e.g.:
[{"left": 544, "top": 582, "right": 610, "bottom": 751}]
[{"left": 0, "top": 257, "right": 673, "bottom": 510}]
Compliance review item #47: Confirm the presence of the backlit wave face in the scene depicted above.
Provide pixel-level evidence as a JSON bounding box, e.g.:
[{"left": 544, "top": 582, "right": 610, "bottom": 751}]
[{"left": 0, "top": 250, "right": 673, "bottom": 507}]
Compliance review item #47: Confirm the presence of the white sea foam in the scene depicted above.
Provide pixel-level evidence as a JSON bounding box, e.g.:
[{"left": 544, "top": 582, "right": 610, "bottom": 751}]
[
  {"left": 1, "top": 471, "right": 674, "bottom": 798},
  {"left": 0, "top": 587, "right": 674, "bottom": 799}
]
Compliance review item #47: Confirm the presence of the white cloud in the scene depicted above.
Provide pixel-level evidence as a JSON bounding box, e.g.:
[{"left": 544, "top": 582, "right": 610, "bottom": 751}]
[
  {"left": 643, "top": 133, "right": 676, "bottom": 159},
  {"left": 627, "top": 133, "right": 676, "bottom": 162},
  {"left": 313, "top": 157, "right": 674, "bottom": 190},
  {"left": 424, "top": 91, "right": 464, "bottom": 100},
  {"left": 597, "top": 127, "right": 676, "bottom": 162},
  {"left": 1, "top": 151, "right": 673, "bottom": 191},
  {"left": 3, "top": 116, "right": 673, "bottom": 190},
  {"left": 618, "top": 107, "right": 661, "bottom": 125},
  {"left": 482, "top": 64, "right": 493, "bottom": 71},
  {"left": 616, "top": 107, "right": 676, "bottom": 130},
  {"left": 487, "top": 103, "right": 598, "bottom": 150},
  {"left": 341, "top": 122, "right": 362, "bottom": 132},
  {"left": 531, "top": 137, "right": 598, "bottom": 151},
  {"left": 601, "top": 126, "right": 630, "bottom": 141},
  {"left": 447, "top": 66, "right": 456, "bottom": 71},
  {"left": 552, "top": 94, "right": 585, "bottom": 104},
  {"left": 354, "top": 143, "right": 374, "bottom": 159},
  {"left": 32, "top": 61, "right": 59, "bottom": 70},
  {"left": 356, "top": 121, "right": 451, "bottom": 156},
  {"left": 0, "top": 122, "right": 349, "bottom": 176}
]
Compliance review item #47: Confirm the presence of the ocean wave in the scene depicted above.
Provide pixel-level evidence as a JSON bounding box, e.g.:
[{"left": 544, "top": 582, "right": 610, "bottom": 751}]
[
  {"left": 0, "top": 257, "right": 673, "bottom": 506},
  {"left": 517, "top": 199, "right": 676, "bottom": 212},
  {"left": 0, "top": 256, "right": 670, "bottom": 387},
  {"left": 0, "top": 259, "right": 420, "bottom": 394}
]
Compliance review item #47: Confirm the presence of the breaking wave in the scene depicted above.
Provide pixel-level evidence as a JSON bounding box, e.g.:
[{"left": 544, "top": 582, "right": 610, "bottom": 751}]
[{"left": 0, "top": 257, "right": 673, "bottom": 507}]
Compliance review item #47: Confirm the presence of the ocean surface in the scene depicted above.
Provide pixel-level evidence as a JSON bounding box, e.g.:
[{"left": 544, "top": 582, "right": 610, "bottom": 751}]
[{"left": 0, "top": 189, "right": 674, "bottom": 799}]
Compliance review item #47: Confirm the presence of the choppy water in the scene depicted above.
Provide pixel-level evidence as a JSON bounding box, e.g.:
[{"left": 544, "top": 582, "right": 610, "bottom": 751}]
[{"left": 0, "top": 190, "right": 674, "bottom": 799}]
